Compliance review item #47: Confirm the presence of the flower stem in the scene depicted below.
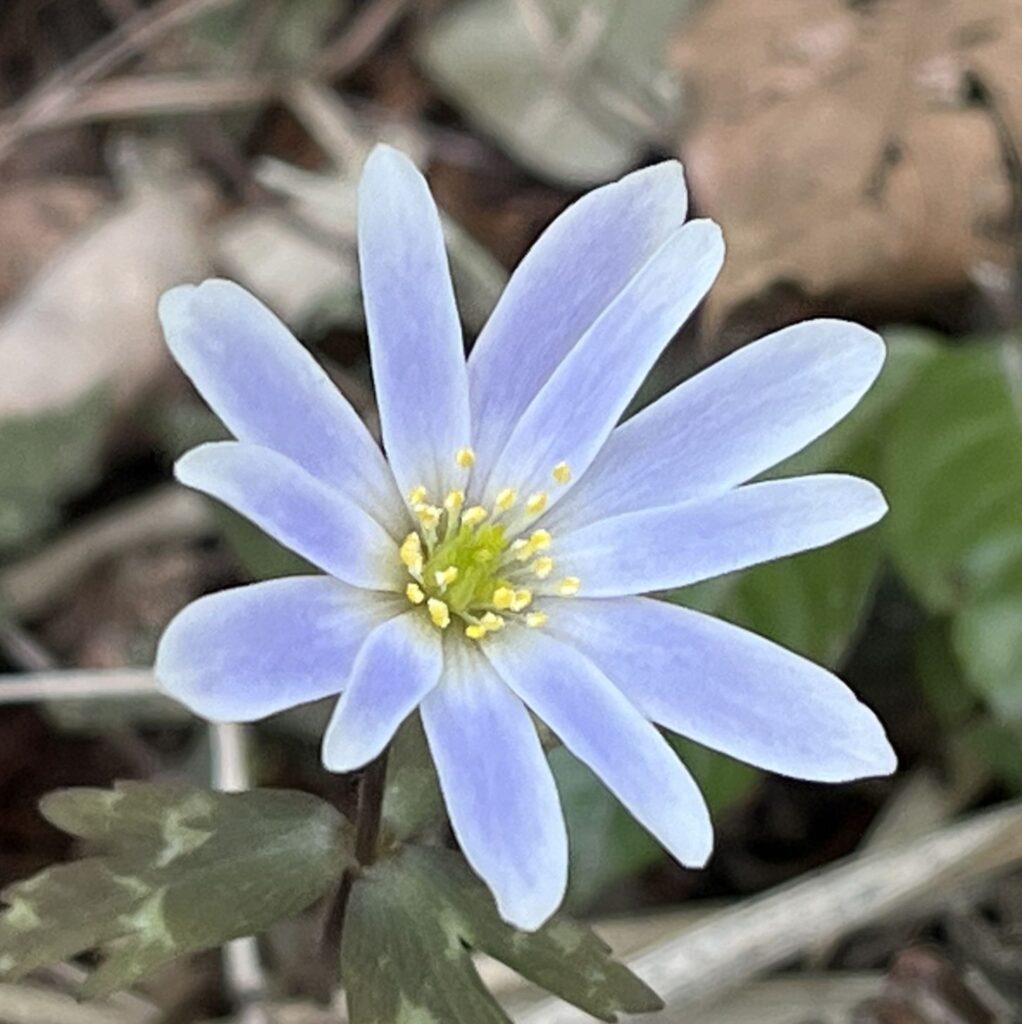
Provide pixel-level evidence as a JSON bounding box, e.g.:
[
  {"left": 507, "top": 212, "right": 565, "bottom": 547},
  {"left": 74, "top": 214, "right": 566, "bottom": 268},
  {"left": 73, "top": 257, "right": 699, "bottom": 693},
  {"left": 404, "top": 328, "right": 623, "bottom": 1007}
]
[{"left": 323, "top": 749, "right": 389, "bottom": 960}]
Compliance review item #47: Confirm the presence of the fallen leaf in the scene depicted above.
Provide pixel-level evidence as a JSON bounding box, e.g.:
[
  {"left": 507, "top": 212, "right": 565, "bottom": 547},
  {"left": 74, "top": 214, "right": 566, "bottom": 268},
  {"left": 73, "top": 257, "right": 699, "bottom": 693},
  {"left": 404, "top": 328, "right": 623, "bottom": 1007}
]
[{"left": 671, "top": 0, "right": 1018, "bottom": 333}]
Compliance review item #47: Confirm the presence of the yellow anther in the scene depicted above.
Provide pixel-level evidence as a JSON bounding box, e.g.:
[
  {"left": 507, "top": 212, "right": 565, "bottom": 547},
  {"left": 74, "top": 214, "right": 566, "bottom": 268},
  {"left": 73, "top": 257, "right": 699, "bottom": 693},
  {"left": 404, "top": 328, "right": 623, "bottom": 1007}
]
[
  {"left": 525, "top": 611, "right": 548, "bottom": 628},
  {"left": 556, "top": 576, "right": 581, "bottom": 596},
  {"left": 465, "top": 623, "right": 487, "bottom": 640},
  {"left": 525, "top": 491, "right": 548, "bottom": 515},
  {"left": 495, "top": 488, "right": 517, "bottom": 511},
  {"left": 407, "top": 484, "right": 427, "bottom": 504},
  {"left": 427, "top": 598, "right": 450, "bottom": 630},
  {"left": 553, "top": 462, "right": 572, "bottom": 485},
  {"left": 399, "top": 533, "right": 423, "bottom": 572},
  {"left": 414, "top": 503, "right": 442, "bottom": 530},
  {"left": 444, "top": 489, "right": 465, "bottom": 513},
  {"left": 492, "top": 586, "right": 515, "bottom": 610},
  {"left": 456, "top": 447, "right": 476, "bottom": 468},
  {"left": 435, "top": 566, "right": 459, "bottom": 590},
  {"left": 511, "top": 588, "right": 533, "bottom": 612},
  {"left": 531, "top": 556, "right": 554, "bottom": 580},
  {"left": 461, "top": 505, "right": 488, "bottom": 527},
  {"left": 529, "top": 529, "right": 552, "bottom": 551},
  {"left": 405, "top": 582, "right": 425, "bottom": 605},
  {"left": 510, "top": 538, "right": 529, "bottom": 559},
  {"left": 480, "top": 612, "right": 505, "bottom": 632}
]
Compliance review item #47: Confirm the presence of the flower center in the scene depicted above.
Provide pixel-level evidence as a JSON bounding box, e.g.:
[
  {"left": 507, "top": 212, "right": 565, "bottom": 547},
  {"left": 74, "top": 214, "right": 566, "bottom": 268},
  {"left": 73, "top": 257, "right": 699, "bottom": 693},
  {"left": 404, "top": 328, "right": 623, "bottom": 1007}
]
[{"left": 397, "top": 450, "right": 580, "bottom": 640}]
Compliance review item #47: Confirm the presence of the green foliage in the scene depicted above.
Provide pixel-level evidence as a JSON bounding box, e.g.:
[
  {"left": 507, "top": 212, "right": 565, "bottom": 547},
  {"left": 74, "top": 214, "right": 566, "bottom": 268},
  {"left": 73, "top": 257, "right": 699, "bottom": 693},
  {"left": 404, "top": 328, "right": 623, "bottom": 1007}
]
[
  {"left": 881, "top": 334, "right": 1022, "bottom": 755},
  {"left": 0, "top": 384, "right": 110, "bottom": 553},
  {"left": 883, "top": 338, "right": 1022, "bottom": 612},
  {"left": 420, "top": 0, "right": 696, "bottom": 186},
  {"left": 342, "top": 845, "right": 661, "bottom": 1024},
  {"left": 0, "top": 783, "right": 352, "bottom": 995},
  {"left": 382, "top": 715, "right": 445, "bottom": 843}
]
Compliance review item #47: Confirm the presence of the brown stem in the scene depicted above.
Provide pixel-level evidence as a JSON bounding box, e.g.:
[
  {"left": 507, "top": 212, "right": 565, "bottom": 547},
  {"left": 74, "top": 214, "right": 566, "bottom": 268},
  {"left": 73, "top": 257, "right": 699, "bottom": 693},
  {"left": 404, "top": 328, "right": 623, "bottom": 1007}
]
[{"left": 323, "top": 749, "right": 390, "bottom": 961}]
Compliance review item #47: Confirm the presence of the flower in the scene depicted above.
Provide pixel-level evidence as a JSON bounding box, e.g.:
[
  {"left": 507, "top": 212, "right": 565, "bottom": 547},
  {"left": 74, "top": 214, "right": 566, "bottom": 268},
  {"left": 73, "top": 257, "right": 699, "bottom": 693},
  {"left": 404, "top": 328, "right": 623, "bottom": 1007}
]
[{"left": 155, "top": 145, "right": 896, "bottom": 931}]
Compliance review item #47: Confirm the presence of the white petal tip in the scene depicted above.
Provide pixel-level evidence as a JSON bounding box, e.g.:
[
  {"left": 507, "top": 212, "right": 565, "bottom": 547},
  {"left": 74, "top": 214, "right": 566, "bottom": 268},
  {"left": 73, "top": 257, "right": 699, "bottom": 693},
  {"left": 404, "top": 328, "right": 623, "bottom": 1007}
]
[{"left": 497, "top": 893, "right": 561, "bottom": 933}]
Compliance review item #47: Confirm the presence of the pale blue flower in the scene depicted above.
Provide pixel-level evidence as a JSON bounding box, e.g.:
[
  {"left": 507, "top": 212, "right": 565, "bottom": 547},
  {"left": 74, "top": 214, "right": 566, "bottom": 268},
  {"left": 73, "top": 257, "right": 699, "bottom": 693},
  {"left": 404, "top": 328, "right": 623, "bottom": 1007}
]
[{"left": 155, "top": 145, "right": 896, "bottom": 930}]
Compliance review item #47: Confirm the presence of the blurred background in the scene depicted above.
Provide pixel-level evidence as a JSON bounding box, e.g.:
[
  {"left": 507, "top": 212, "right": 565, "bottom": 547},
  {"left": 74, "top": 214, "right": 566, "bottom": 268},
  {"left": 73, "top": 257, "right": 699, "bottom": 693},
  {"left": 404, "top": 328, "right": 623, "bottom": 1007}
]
[{"left": 1, "top": 1, "right": 1021, "bottom": 1021}]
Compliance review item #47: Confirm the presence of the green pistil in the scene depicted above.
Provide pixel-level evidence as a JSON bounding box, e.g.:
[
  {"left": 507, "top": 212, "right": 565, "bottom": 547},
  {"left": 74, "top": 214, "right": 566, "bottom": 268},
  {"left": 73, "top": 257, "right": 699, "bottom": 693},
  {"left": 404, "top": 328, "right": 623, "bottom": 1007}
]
[{"left": 423, "top": 521, "right": 511, "bottom": 614}]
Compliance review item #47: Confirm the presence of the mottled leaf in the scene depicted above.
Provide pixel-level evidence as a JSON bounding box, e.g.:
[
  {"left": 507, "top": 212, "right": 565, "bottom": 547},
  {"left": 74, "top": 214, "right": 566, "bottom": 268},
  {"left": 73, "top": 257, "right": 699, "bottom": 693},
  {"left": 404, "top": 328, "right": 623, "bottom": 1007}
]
[
  {"left": 419, "top": 0, "right": 693, "bottom": 185},
  {"left": 0, "top": 783, "right": 352, "bottom": 995},
  {"left": 342, "top": 846, "right": 661, "bottom": 1023}
]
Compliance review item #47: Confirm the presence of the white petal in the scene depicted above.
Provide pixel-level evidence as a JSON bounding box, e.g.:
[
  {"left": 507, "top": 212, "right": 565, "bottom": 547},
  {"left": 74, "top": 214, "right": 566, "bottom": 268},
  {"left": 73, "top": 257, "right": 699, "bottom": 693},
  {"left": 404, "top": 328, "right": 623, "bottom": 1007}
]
[
  {"left": 322, "top": 613, "right": 443, "bottom": 772},
  {"left": 555, "top": 475, "right": 887, "bottom": 597},
  {"left": 547, "top": 319, "right": 886, "bottom": 531},
  {"left": 155, "top": 577, "right": 402, "bottom": 721},
  {"left": 478, "top": 221, "right": 724, "bottom": 513},
  {"left": 358, "top": 145, "right": 471, "bottom": 499},
  {"left": 468, "top": 161, "right": 688, "bottom": 475},
  {"left": 487, "top": 631, "right": 713, "bottom": 868},
  {"left": 548, "top": 597, "right": 897, "bottom": 781},
  {"left": 421, "top": 641, "right": 568, "bottom": 930},
  {"left": 176, "top": 442, "right": 400, "bottom": 590},
  {"left": 159, "top": 280, "right": 404, "bottom": 534}
]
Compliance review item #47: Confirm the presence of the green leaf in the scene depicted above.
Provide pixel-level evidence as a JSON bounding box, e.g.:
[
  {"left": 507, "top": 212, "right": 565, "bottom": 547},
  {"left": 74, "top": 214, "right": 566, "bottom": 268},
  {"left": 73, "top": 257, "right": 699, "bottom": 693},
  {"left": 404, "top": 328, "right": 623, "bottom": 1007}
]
[
  {"left": 0, "top": 384, "right": 110, "bottom": 553},
  {"left": 553, "top": 738, "right": 755, "bottom": 914},
  {"left": 419, "top": 0, "right": 696, "bottom": 186},
  {"left": 883, "top": 337, "right": 1022, "bottom": 613},
  {"left": 381, "top": 714, "right": 445, "bottom": 843},
  {"left": 0, "top": 783, "right": 352, "bottom": 995},
  {"left": 672, "top": 329, "right": 933, "bottom": 667},
  {"left": 343, "top": 846, "right": 660, "bottom": 1024}
]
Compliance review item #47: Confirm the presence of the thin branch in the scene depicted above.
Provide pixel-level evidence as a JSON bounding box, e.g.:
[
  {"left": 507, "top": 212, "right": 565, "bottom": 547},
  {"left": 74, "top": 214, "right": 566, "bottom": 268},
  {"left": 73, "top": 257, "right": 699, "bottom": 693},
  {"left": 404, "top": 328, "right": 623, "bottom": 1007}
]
[
  {"left": 0, "top": 486, "right": 210, "bottom": 620},
  {"left": 210, "top": 723, "right": 271, "bottom": 1024},
  {"left": 322, "top": 750, "right": 390, "bottom": 961},
  {"left": 0, "top": 668, "right": 161, "bottom": 706},
  {"left": 314, "top": 0, "right": 413, "bottom": 79},
  {"left": 518, "top": 800, "right": 1022, "bottom": 1022}
]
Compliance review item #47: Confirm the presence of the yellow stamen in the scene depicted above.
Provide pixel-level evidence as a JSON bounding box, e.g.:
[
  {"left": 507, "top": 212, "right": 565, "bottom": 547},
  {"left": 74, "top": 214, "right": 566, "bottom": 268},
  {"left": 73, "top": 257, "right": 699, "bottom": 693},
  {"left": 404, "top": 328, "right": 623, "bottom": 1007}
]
[
  {"left": 444, "top": 489, "right": 465, "bottom": 513},
  {"left": 427, "top": 598, "right": 450, "bottom": 629},
  {"left": 495, "top": 488, "right": 517, "bottom": 511},
  {"left": 525, "top": 611, "right": 548, "bottom": 628},
  {"left": 407, "top": 484, "right": 427, "bottom": 504},
  {"left": 462, "top": 505, "right": 488, "bottom": 527},
  {"left": 492, "top": 586, "right": 515, "bottom": 610},
  {"left": 414, "top": 503, "right": 442, "bottom": 530},
  {"left": 435, "top": 566, "right": 459, "bottom": 590},
  {"left": 465, "top": 623, "right": 487, "bottom": 640},
  {"left": 456, "top": 447, "right": 476, "bottom": 468},
  {"left": 525, "top": 491, "right": 548, "bottom": 515},
  {"left": 556, "top": 576, "right": 580, "bottom": 596},
  {"left": 480, "top": 612, "right": 505, "bottom": 632},
  {"left": 405, "top": 582, "right": 425, "bottom": 605},
  {"left": 399, "top": 533, "right": 423, "bottom": 574},
  {"left": 528, "top": 529, "right": 552, "bottom": 551},
  {"left": 511, "top": 588, "right": 533, "bottom": 612},
  {"left": 531, "top": 556, "right": 554, "bottom": 580},
  {"left": 552, "top": 462, "right": 571, "bottom": 485}
]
